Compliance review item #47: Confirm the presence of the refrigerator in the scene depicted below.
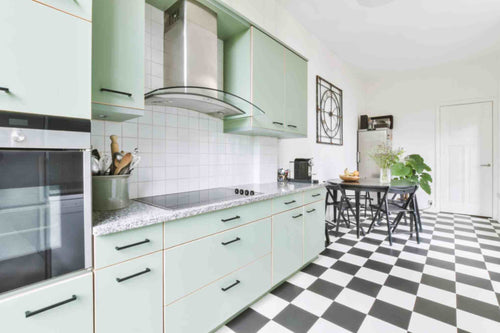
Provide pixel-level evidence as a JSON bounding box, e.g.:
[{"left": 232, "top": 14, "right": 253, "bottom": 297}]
[{"left": 357, "top": 129, "right": 392, "bottom": 178}]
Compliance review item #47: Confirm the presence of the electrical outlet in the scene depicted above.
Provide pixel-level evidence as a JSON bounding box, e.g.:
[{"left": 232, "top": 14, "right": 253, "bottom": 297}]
[{"left": 428, "top": 200, "right": 433, "bottom": 207}]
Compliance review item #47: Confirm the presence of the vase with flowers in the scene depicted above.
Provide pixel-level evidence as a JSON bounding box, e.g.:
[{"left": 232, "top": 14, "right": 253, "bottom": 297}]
[{"left": 369, "top": 144, "right": 404, "bottom": 183}]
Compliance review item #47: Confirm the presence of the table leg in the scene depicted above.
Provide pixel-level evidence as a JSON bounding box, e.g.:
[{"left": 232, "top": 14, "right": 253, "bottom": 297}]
[{"left": 355, "top": 191, "right": 360, "bottom": 238}]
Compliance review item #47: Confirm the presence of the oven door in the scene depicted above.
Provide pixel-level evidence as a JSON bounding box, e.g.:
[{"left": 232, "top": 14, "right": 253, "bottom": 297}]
[{"left": 0, "top": 149, "right": 91, "bottom": 294}]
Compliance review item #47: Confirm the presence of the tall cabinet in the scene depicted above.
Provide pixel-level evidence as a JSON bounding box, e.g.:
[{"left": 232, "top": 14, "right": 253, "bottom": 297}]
[
  {"left": 0, "top": 0, "right": 91, "bottom": 119},
  {"left": 223, "top": 27, "right": 308, "bottom": 138}
]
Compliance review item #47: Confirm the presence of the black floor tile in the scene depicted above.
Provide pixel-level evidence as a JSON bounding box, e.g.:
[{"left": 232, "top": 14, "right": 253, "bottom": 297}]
[
  {"left": 369, "top": 299, "right": 412, "bottom": 330},
  {"left": 376, "top": 246, "right": 401, "bottom": 257},
  {"left": 337, "top": 238, "right": 357, "bottom": 247},
  {"left": 322, "top": 302, "right": 366, "bottom": 332},
  {"left": 395, "top": 258, "right": 425, "bottom": 272},
  {"left": 348, "top": 247, "right": 372, "bottom": 258},
  {"left": 301, "top": 263, "right": 327, "bottom": 277},
  {"left": 429, "top": 244, "right": 455, "bottom": 255},
  {"left": 321, "top": 248, "right": 344, "bottom": 259},
  {"left": 425, "top": 257, "right": 455, "bottom": 271},
  {"left": 365, "top": 259, "right": 393, "bottom": 274},
  {"left": 331, "top": 260, "right": 361, "bottom": 275},
  {"left": 414, "top": 297, "right": 456, "bottom": 326},
  {"left": 384, "top": 275, "right": 419, "bottom": 295},
  {"left": 273, "top": 304, "right": 318, "bottom": 333},
  {"left": 456, "top": 256, "right": 487, "bottom": 269},
  {"left": 402, "top": 245, "right": 428, "bottom": 256},
  {"left": 307, "top": 279, "right": 343, "bottom": 300},
  {"left": 484, "top": 255, "right": 500, "bottom": 265},
  {"left": 457, "top": 295, "right": 500, "bottom": 323},
  {"left": 455, "top": 244, "right": 482, "bottom": 254},
  {"left": 346, "top": 277, "right": 382, "bottom": 297},
  {"left": 421, "top": 274, "right": 456, "bottom": 293},
  {"left": 456, "top": 272, "right": 493, "bottom": 291},
  {"left": 271, "top": 282, "right": 304, "bottom": 302},
  {"left": 226, "top": 308, "right": 269, "bottom": 333}
]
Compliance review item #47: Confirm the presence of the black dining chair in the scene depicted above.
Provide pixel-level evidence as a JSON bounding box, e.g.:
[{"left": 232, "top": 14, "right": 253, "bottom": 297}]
[
  {"left": 367, "top": 185, "right": 420, "bottom": 245},
  {"left": 325, "top": 185, "right": 355, "bottom": 234}
]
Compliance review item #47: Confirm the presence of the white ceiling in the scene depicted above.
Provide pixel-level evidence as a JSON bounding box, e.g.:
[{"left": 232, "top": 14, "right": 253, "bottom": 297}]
[{"left": 282, "top": 0, "right": 500, "bottom": 71}]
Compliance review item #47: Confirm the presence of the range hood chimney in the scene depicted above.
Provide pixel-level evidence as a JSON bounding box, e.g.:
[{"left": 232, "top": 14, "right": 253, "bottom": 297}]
[{"left": 145, "top": 0, "right": 264, "bottom": 119}]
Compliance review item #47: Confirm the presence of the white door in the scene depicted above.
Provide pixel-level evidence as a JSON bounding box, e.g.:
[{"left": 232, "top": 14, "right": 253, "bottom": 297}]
[{"left": 439, "top": 101, "right": 493, "bottom": 217}]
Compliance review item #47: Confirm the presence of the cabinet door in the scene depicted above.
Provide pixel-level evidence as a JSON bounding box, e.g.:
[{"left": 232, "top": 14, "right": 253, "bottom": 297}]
[
  {"left": 0, "top": 272, "right": 93, "bottom": 333},
  {"left": 33, "top": 0, "right": 92, "bottom": 21},
  {"left": 94, "top": 252, "right": 163, "bottom": 333},
  {"left": 252, "top": 27, "right": 285, "bottom": 130},
  {"left": 285, "top": 48, "right": 307, "bottom": 135},
  {"left": 92, "top": 0, "right": 144, "bottom": 114},
  {"left": 304, "top": 201, "right": 326, "bottom": 263},
  {"left": 0, "top": 0, "right": 91, "bottom": 119},
  {"left": 272, "top": 207, "right": 303, "bottom": 285}
]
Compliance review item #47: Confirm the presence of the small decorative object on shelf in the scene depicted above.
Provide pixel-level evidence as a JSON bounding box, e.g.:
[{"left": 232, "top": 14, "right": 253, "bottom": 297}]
[
  {"left": 369, "top": 143, "right": 404, "bottom": 183},
  {"left": 316, "top": 76, "right": 343, "bottom": 145},
  {"left": 91, "top": 135, "right": 141, "bottom": 211}
]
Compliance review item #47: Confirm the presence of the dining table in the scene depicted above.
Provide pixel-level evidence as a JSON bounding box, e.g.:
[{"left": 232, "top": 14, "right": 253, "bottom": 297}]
[{"left": 326, "top": 178, "right": 419, "bottom": 241}]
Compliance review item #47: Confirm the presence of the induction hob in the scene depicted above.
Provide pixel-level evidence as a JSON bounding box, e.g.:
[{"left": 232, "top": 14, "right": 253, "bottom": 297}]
[{"left": 134, "top": 187, "right": 260, "bottom": 210}]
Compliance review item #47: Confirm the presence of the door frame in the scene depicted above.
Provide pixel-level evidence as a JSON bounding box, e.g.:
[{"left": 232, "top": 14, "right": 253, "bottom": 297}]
[{"left": 435, "top": 97, "right": 498, "bottom": 218}]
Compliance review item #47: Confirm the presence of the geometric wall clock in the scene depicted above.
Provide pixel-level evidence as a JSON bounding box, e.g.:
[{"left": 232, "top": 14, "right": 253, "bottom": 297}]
[{"left": 316, "top": 75, "right": 343, "bottom": 145}]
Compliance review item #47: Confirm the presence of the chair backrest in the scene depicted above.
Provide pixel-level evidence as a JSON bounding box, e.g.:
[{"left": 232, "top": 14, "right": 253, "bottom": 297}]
[{"left": 388, "top": 185, "right": 418, "bottom": 195}]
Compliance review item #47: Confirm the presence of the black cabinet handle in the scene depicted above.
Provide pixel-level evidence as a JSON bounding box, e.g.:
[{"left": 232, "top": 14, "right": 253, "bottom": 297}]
[
  {"left": 221, "top": 237, "right": 241, "bottom": 246},
  {"left": 115, "top": 239, "right": 150, "bottom": 251},
  {"left": 285, "top": 200, "right": 296, "bottom": 205},
  {"left": 221, "top": 280, "right": 240, "bottom": 292},
  {"left": 221, "top": 215, "right": 240, "bottom": 222},
  {"left": 307, "top": 209, "right": 316, "bottom": 213},
  {"left": 116, "top": 268, "right": 151, "bottom": 283},
  {"left": 100, "top": 88, "right": 132, "bottom": 97},
  {"left": 287, "top": 124, "right": 297, "bottom": 128},
  {"left": 273, "top": 121, "right": 284, "bottom": 126},
  {"left": 312, "top": 194, "right": 321, "bottom": 197},
  {"left": 0, "top": 87, "right": 10, "bottom": 93},
  {"left": 293, "top": 214, "right": 303, "bottom": 218},
  {"left": 25, "top": 295, "right": 77, "bottom": 318}
]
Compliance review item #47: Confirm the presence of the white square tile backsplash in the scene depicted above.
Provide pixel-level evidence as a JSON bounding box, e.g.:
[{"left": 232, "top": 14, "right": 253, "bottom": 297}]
[{"left": 91, "top": 4, "right": 278, "bottom": 198}]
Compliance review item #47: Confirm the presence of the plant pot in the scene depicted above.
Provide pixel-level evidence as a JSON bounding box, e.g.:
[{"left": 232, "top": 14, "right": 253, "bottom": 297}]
[
  {"left": 92, "top": 175, "right": 130, "bottom": 211},
  {"left": 380, "top": 168, "right": 391, "bottom": 183}
]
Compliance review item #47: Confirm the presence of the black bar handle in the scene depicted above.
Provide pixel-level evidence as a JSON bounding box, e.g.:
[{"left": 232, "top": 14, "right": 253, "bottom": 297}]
[
  {"left": 116, "top": 268, "right": 151, "bottom": 283},
  {"left": 312, "top": 194, "right": 321, "bottom": 197},
  {"left": 221, "top": 280, "right": 240, "bottom": 291},
  {"left": 307, "top": 209, "right": 316, "bottom": 213},
  {"left": 100, "top": 88, "right": 132, "bottom": 97},
  {"left": 115, "top": 239, "right": 150, "bottom": 251},
  {"left": 25, "top": 295, "right": 77, "bottom": 318},
  {"left": 285, "top": 200, "right": 296, "bottom": 205},
  {"left": 221, "top": 215, "right": 240, "bottom": 222},
  {"left": 0, "top": 87, "right": 10, "bottom": 93},
  {"left": 221, "top": 237, "right": 241, "bottom": 246},
  {"left": 273, "top": 121, "right": 284, "bottom": 126},
  {"left": 293, "top": 214, "right": 303, "bottom": 218},
  {"left": 287, "top": 124, "right": 297, "bottom": 128}
]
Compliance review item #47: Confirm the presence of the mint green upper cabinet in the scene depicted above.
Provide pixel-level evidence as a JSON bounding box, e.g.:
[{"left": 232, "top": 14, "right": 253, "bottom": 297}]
[
  {"left": 252, "top": 28, "right": 285, "bottom": 131},
  {"left": 0, "top": 272, "right": 93, "bottom": 333},
  {"left": 272, "top": 208, "right": 304, "bottom": 285},
  {"left": 285, "top": 48, "right": 308, "bottom": 135},
  {"left": 92, "top": 0, "right": 144, "bottom": 121},
  {"left": 0, "top": 0, "right": 91, "bottom": 119},
  {"left": 34, "top": 0, "right": 92, "bottom": 21}
]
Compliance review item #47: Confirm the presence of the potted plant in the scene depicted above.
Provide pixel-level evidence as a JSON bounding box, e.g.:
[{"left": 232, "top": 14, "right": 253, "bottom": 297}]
[
  {"left": 391, "top": 154, "right": 432, "bottom": 194},
  {"left": 369, "top": 144, "right": 404, "bottom": 183}
]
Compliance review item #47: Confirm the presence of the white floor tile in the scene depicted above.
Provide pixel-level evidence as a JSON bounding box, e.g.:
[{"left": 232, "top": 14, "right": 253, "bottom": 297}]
[
  {"left": 330, "top": 243, "right": 352, "bottom": 253},
  {"left": 455, "top": 264, "right": 491, "bottom": 280},
  {"left": 215, "top": 326, "right": 235, "bottom": 333},
  {"left": 417, "top": 284, "right": 456, "bottom": 308},
  {"left": 356, "top": 267, "right": 389, "bottom": 285},
  {"left": 335, "top": 287, "right": 376, "bottom": 313},
  {"left": 354, "top": 241, "right": 379, "bottom": 252},
  {"left": 358, "top": 315, "right": 406, "bottom": 333},
  {"left": 370, "top": 252, "right": 399, "bottom": 265},
  {"left": 390, "top": 265, "right": 423, "bottom": 283},
  {"left": 423, "top": 264, "right": 456, "bottom": 282},
  {"left": 427, "top": 250, "right": 455, "bottom": 263},
  {"left": 291, "top": 290, "right": 332, "bottom": 317},
  {"left": 313, "top": 255, "right": 337, "bottom": 268},
  {"left": 308, "top": 318, "right": 351, "bottom": 333},
  {"left": 287, "top": 271, "right": 317, "bottom": 289},
  {"left": 250, "top": 293, "right": 289, "bottom": 319},
  {"left": 457, "top": 309, "right": 500, "bottom": 333},
  {"left": 408, "top": 312, "right": 457, "bottom": 333},
  {"left": 257, "top": 321, "right": 293, "bottom": 333},
  {"left": 455, "top": 250, "right": 484, "bottom": 262},
  {"left": 399, "top": 251, "right": 427, "bottom": 264},
  {"left": 339, "top": 253, "right": 368, "bottom": 266},
  {"left": 485, "top": 262, "right": 500, "bottom": 274},
  {"left": 378, "top": 286, "right": 417, "bottom": 310},
  {"left": 320, "top": 269, "right": 354, "bottom": 287},
  {"left": 456, "top": 282, "right": 499, "bottom": 306}
]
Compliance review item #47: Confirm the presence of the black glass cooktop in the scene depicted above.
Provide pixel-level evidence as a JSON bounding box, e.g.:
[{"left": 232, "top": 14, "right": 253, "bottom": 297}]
[{"left": 134, "top": 187, "right": 260, "bottom": 210}]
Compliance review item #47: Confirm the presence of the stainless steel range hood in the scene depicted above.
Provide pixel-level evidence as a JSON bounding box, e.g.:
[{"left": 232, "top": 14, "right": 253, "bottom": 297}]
[{"left": 145, "top": 0, "right": 264, "bottom": 119}]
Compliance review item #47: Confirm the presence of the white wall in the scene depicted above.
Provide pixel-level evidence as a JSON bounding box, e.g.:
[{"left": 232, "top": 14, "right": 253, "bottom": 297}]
[
  {"left": 217, "top": 0, "right": 367, "bottom": 182},
  {"left": 363, "top": 53, "right": 500, "bottom": 215}
]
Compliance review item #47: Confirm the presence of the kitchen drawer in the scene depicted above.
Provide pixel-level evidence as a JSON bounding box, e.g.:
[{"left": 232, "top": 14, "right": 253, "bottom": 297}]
[
  {"left": 303, "top": 187, "right": 326, "bottom": 205},
  {"left": 304, "top": 200, "right": 326, "bottom": 263},
  {"left": 164, "top": 254, "right": 271, "bottom": 333},
  {"left": 95, "top": 252, "right": 163, "bottom": 333},
  {"left": 164, "top": 199, "right": 272, "bottom": 248},
  {"left": 0, "top": 272, "right": 93, "bottom": 333},
  {"left": 164, "top": 218, "right": 271, "bottom": 305},
  {"left": 33, "top": 0, "right": 92, "bottom": 21},
  {"left": 272, "top": 207, "right": 304, "bottom": 285},
  {"left": 94, "top": 223, "right": 163, "bottom": 269},
  {"left": 272, "top": 193, "right": 303, "bottom": 213}
]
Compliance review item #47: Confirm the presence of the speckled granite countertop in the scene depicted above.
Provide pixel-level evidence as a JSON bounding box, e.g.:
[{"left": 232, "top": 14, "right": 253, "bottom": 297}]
[{"left": 92, "top": 182, "right": 326, "bottom": 236}]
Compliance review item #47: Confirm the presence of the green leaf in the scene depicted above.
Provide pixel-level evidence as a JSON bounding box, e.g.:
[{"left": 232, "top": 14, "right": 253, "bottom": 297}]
[
  {"left": 421, "top": 172, "right": 433, "bottom": 182},
  {"left": 391, "top": 162, "right": 411, "bottom": 177},
  {"left": 422, "top": 163, "right": 432, "bottom": 172},
  {"left": 420, "top": 180, "right": 431, "bottom": 195}
]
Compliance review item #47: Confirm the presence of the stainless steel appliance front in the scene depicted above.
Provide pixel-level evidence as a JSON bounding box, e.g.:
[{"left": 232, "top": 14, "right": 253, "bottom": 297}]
[{"left": 0, "top": 111, "right": 92, "bottom": 295}]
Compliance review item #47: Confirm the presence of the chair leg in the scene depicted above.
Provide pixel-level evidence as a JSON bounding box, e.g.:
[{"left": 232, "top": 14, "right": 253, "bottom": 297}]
[{"left": 385, "top": 199, "right": 392, "bottom": 246}]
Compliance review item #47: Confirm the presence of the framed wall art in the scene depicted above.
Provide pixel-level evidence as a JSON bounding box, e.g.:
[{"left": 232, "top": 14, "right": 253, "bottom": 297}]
[{"left": 316, "top": 76, "right": 343, "bottom": 145}]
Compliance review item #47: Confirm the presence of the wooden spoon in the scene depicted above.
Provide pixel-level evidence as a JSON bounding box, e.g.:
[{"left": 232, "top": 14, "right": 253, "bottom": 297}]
[{"left": 114, "top": 153, "right": 132, "bottom": 175}]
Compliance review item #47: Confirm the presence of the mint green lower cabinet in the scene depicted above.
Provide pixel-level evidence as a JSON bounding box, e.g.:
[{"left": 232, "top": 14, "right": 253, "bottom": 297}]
[
  {"left": 303, "top": 187, "right": 327, "bottom": 205},
  {"left": 0, "top": 272, "right": 93, "bottom": 333},
  {"left": 164, "top": 218, "right": 271, "bottom": 305},
  {"left": 95, "top": 251, "right": 163, "bottom": 333},
  {"left": 272, "top": 193, "right": 304, "bottom": 213},
  {"left": 272, "top": 208, "right": 304, "bottom": 285},
  {"left": 164, "top": 254, "right": 271, "bottom": 333},
  {"left": 304, "top": 200, "right": 326, "bottom": 263}
]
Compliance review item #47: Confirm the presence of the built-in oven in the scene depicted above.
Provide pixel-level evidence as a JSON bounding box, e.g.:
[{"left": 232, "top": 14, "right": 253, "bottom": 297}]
[{"left": 0, "top": 111, "right": 92, "bottom": 295}]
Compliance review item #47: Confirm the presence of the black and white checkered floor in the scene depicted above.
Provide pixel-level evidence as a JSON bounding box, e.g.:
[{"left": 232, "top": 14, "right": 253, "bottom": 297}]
[{"left": 217, "top": 211, "right": 500, "bottom": 333}]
